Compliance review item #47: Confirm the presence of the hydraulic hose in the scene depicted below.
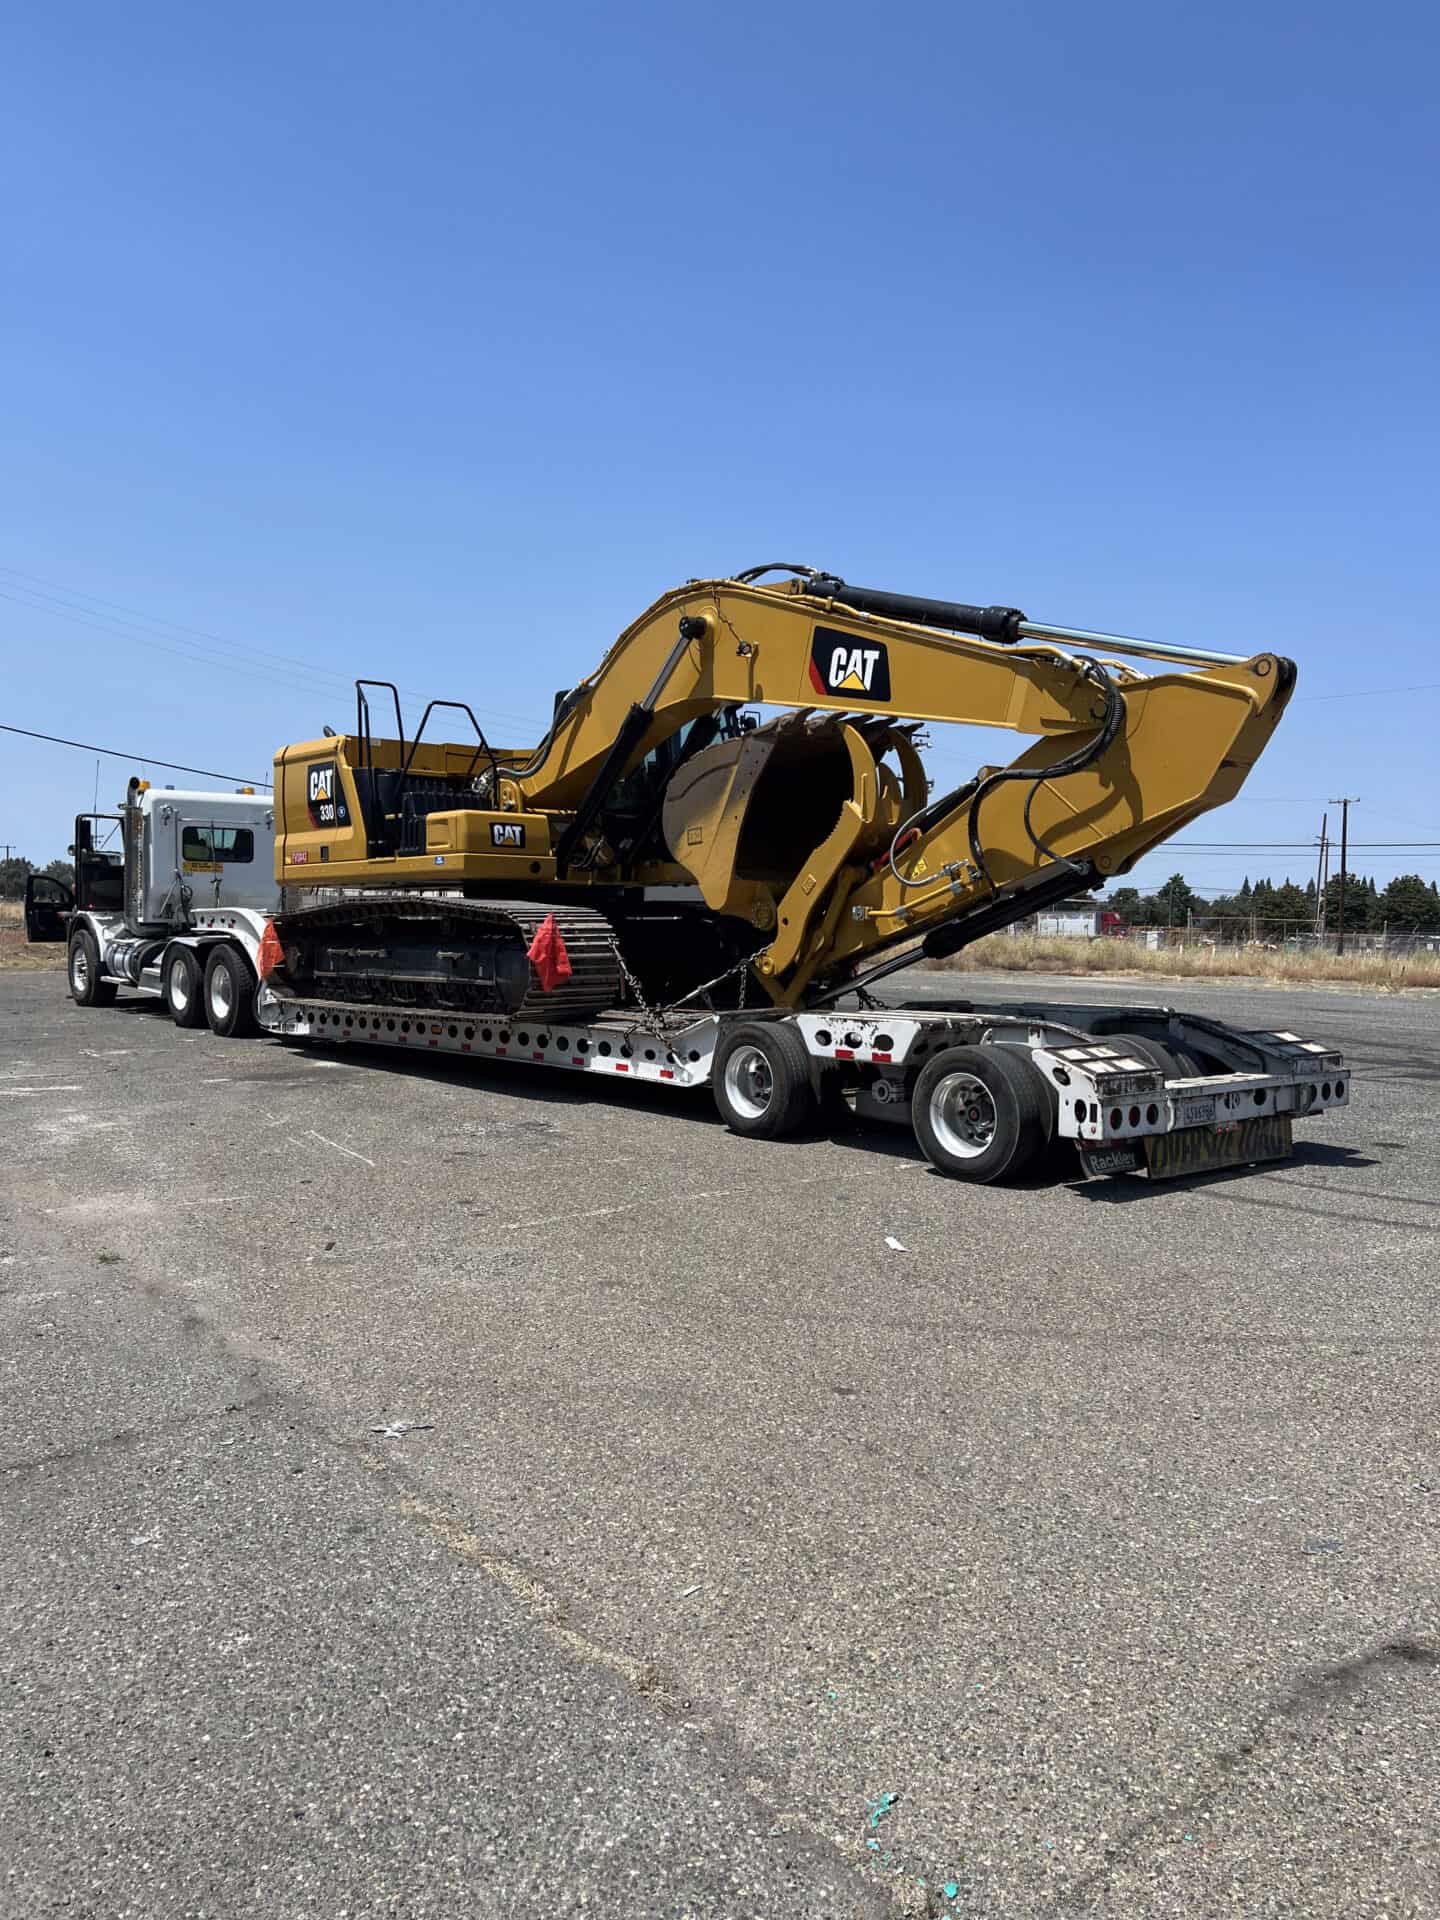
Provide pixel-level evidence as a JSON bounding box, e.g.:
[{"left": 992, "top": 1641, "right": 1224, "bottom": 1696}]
[
  {"left": 966, "top": 658, "right": 1124, "bottom": 883},
  {"left": 883, "top": 656, "right": 1124, "bottom": 893}
]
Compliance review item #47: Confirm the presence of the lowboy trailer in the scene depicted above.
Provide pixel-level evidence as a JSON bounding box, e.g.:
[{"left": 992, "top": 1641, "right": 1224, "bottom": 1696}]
[
  {"left": 32, "top": 778, "right": 1351, "bottom": 1185},
  {"left": 265, "top": 985, "right": 1349, "bottom": 1185}
]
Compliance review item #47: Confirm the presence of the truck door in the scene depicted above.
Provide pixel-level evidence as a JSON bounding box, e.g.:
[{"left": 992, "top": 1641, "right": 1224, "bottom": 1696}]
[{"left": 24, "top": 873, "right": 75, "bottom": 942}]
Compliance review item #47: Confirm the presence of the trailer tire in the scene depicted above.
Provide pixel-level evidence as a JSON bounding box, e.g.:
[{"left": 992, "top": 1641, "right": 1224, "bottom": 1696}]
[
  {"left": 204, "top": 944, "right": 257, "bottom": 1038},
  {"left": 912, "top": 1043, "right": 1048, "bottom": 1183},
  {"left": 1111, "top": 1033, "right": 1201, "bottom": 1082},
  {"left": 68, "top": 928, "right": 117, "bottom": 1008},
  {"left": 713, "top": 1022, "right": 816, "bottom": 1139},
  {"left": 163, "top": 945, "right": 206, "bottom": 1028}
]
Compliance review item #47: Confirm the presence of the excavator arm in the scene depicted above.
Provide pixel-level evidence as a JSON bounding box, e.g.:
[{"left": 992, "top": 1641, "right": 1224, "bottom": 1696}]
[
  {"left": 497, "top": 569, "right": 1292, "bottom": 1000},
  {"left": 272, "top": 566, "right": 1294, "bottom": 1012}
]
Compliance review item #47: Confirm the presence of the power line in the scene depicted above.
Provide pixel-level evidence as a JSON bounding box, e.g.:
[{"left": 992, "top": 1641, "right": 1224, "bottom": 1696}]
[
  {"left": 0, "top": 565, "right": 547, "bottom": 732},
  {"left": 1295, "top": 682, "right": 1440, "bottom": 703},
  {"left": 1169, "top": 840, "right": 1439, "bottom": 850},
  {"left": 0, "top": 722, "right": 271, "bottom": 789},
  {"left": 0, "top": 589, "right": 374, "bottom": 708},
  {"left": 0, "top": 565, "right": 364, "bottom": 682}
]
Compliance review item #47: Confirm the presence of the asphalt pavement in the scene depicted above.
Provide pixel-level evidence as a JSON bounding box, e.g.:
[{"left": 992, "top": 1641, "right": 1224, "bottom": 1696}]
[{"left": 2, "top": 967, "right": 1437, "bottom": 1917}]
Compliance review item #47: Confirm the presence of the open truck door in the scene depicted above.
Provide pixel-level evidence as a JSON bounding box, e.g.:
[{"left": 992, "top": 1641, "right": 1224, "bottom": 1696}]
[{"left": 23, "top": 873, "right": 74, "bottom": 943}]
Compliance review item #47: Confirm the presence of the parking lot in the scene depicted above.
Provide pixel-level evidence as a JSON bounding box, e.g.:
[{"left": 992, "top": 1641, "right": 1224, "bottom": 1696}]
[{"left": 3, "top": 966, "right": 1437, "bottom": 1917}]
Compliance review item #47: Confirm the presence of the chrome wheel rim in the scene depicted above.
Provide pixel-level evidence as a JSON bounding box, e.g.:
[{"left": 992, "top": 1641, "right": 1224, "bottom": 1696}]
[
  {"left": 70, "top": 945, "right": 89, "bottom": 993},
  {"left": 209, "top": 966, "right": 233, "bottom": 1021},
  {"left": 723, "top": 1043, "right": 773, "bottom": 1120},
  {"left": 929, "top": 1071, "right": 997, "bottom": 1160},
  {"left": 168, "top": 956, "right": 191, "bottom": 1013}
]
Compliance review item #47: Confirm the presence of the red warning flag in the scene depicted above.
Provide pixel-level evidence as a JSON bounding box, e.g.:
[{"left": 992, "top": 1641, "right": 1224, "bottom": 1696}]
[
  {"left": 526, "top": 913, "right": 572, "bottom": 994},
  {"left": 256, "top": 918, "right": 284, "bottom": 981}
]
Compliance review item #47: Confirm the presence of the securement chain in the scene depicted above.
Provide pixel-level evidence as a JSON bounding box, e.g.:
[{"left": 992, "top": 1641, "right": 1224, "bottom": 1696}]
[{"left": 607, "top": 941, "right": 755, "bottom": 1035}]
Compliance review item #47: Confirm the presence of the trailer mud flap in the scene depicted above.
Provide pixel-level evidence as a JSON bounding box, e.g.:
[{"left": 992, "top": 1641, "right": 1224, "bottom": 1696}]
[
  {"left": 1144, "top": 1113, "right": 1292, "bottom": 1181},
  {"left": 1078, "top": 1113, "right": 1294, "bottom": 1181}
]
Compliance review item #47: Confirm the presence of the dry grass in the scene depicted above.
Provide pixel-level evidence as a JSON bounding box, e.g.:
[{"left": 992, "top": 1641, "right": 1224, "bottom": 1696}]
[
  {"left": 0, "top": 900, "right": 65, "bottom": 970},
  {"left": 932, "top": 931, "right": 1440, "bottom": 992},
  {"left": 4, "top": 898, "right": 1437, "bottom": 992}
]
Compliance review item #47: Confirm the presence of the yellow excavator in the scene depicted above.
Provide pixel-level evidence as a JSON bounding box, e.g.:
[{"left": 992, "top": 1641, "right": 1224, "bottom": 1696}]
[{"left": 269, "top": 564, "right": 1293, "bottom": 1021}]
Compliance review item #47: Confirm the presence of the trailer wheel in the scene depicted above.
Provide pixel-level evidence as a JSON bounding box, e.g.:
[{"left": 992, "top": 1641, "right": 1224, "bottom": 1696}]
[
  {"left": 713, "top": 1022, "right": 816, "bottom": 1139},
  {"left": 912, "top": 1044, "right": 1048, "bottom": 1183},
  {"left": 1112, "top": 1032, "right": 1201, "bottom": 1082},
  {"left": 204, "top": 944, "right": 257, "bottom": 1038},
  {"left": 67, "top": 928, "right": 116, "bottom": 1008},
  {"left": 163, "top": 946, "right": 206, "bottom": 1028}
]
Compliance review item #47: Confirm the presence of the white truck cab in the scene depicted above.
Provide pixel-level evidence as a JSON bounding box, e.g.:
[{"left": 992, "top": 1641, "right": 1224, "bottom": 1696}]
[{"left": 27, "top": 777, "right": 280, "bottom": 1035}]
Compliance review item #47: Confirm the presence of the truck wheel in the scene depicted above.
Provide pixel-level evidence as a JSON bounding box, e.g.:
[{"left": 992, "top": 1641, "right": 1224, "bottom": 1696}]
[
  {"left": 68, "top": 928, "right": 117, "bottom": 1008},
  {"left": 911, "top": 1043, "right": 1048, "bottom": 1183},
  {"left": 204, "top": 944, "right": 257, "bottom": 1038},
  {"left": 163, "top": 946, "right": 206, "bottom": 1028},
  {"left": 713, "top": 1021, "right": 816, "bottom": 1139}
]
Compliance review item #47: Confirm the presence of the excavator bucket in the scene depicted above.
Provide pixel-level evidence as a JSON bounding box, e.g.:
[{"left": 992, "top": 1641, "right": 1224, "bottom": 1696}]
[{"left": 661, "top": 713, "right": 880, "bottom": 928}]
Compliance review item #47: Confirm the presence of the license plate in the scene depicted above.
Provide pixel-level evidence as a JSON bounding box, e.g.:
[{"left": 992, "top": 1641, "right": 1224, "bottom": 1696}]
[
  {"left": 1144, "top": 1114, "right": 1293, "bottom": 1181},
  {"left": 1180, "top": 1097, "right": 1217, "bottom": 1126}
]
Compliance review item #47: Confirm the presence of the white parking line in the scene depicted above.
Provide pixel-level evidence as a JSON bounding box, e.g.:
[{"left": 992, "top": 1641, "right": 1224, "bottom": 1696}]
[
  {"left": 306, "top": 1127, "right": 376, "bottom": 1168},
  {"left": 0, "top": 1086, "right": 83, "bottom": 1095}
]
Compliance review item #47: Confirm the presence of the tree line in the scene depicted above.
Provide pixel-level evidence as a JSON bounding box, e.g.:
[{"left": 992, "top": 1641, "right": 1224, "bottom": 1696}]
[
  {"left": 1102, "top": 871, "right": 1440, "bottom": 934},
  {"left": 6, "top": 848, "right": 1439, "bottom": 935},
  {"left": 0, "top": 855, "right": 74, "bottom": 897}
]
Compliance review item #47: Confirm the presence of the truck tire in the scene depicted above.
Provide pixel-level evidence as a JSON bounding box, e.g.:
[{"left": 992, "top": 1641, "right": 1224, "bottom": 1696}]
[
  {"left": 712, "top": 1021, "right": 816, "bottom": 1139},
  {"left": 163, "top": 945, "right": 206, "bottom": 1028},
  {"left": 204, "top": 944, "right": 257, "bottom": 1038},
  {"left": 911, "top": 1043, "right": 1048, "bottom": 1183},
  {"left": 68, "top": 928, "right": 117, "bottom": 1008}
]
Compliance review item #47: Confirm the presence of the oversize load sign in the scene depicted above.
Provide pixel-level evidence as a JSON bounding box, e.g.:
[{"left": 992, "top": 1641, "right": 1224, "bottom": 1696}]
[
  {"left": 306, "top": 760, "right": 350, "bottom": 830},
  {"left": 1144, "top": 1113, "right": 1292, "bottom": 1180},
  {"left": 808, "top": 626, "right": 892, "bottom": 702}
]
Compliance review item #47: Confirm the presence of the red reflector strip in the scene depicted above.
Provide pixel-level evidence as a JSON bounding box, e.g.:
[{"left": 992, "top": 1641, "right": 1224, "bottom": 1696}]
[
  {"left": 615, "top": 1062, "right": 629, "bottom": 1072},
  {"left": 659, "top": 1069, "right": 674, "bottom": 1079},
  {"left": 835, "top": 1048, "right": 854, "bottom": 1060},
  {"left": 532, "top": 1051, "right": 545, "bottom": 1061},
  {"left": 871, "top": 1051, "right": 891, "bottom": 1063},
  {"left": 495, "top": 1047, "right": 508, "bottom": 1056},
  {"left": 571, "top": 1056, "right": 583, "bottom": 1066},
  {"left": 461, "top": 1044, "right": 471, "bottom": 1052}
]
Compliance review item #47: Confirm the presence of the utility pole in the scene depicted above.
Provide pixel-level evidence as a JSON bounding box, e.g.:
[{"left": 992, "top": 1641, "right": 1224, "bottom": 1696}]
[
  {"left": 1329, "top": 797, "right": 1359, "bottom": 955},
  {"left": 1314, "top": 812, "right": 1328, "bottom": 938}
]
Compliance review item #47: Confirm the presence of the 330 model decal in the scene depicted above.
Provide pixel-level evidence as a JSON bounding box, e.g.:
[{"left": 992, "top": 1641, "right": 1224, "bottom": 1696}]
[{"left": 306, "top": 761, "right": 351, "bottom": 830}]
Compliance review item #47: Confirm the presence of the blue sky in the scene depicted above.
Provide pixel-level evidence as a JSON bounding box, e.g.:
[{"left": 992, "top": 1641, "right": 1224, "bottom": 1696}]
[{"left": 3, "top": 1, "right": 1436, "bottom": 899}]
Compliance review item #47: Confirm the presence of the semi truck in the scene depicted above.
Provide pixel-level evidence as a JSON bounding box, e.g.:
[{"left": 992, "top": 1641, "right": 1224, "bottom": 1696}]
[
  {"left": 25, "top": 563, "right": 1352, "bottom": 1183},
  {"left": 26, "top": 777, "right": 278, "bottom": 1037}
]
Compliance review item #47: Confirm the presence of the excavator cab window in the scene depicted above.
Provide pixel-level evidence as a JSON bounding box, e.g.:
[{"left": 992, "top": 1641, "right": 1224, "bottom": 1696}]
[
  {"left": 604, "top": 710, "right": 749, "bottom": 865},
  {"left": 608, "top": 714, "right": 743, "bottom": 815}
]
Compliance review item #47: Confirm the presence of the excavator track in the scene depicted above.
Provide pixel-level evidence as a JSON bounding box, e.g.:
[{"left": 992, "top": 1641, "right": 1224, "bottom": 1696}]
[{"left": 269, "top": 895, "right": 624, "bottom": 1020}]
